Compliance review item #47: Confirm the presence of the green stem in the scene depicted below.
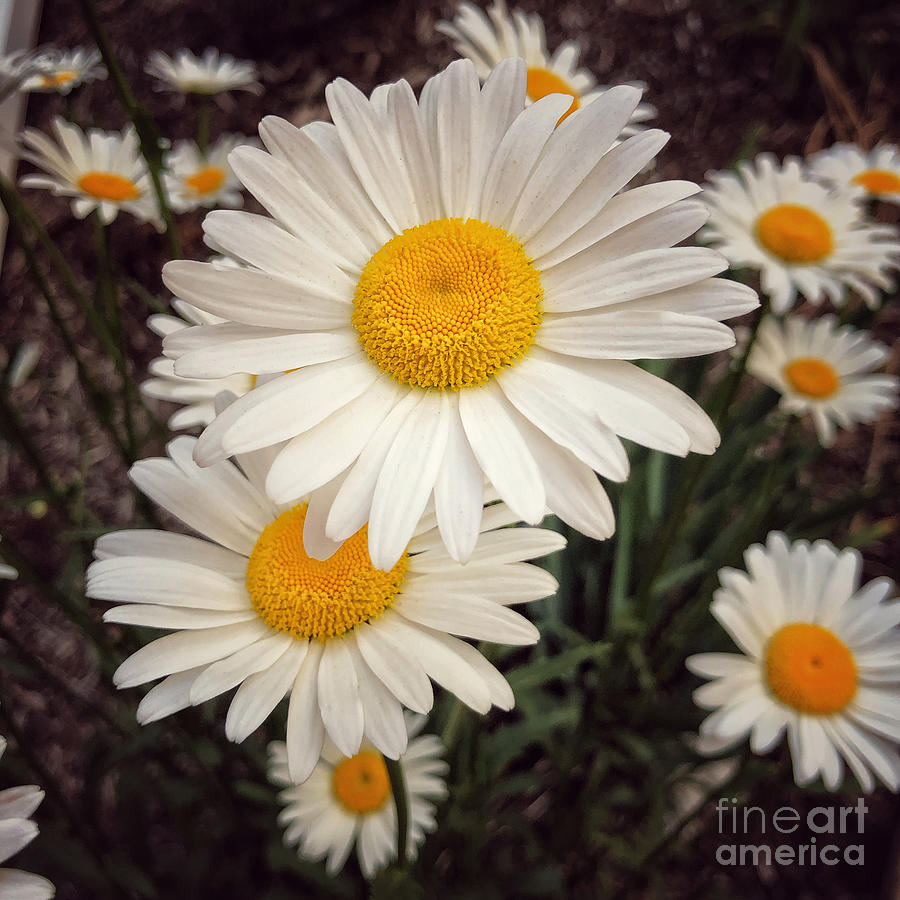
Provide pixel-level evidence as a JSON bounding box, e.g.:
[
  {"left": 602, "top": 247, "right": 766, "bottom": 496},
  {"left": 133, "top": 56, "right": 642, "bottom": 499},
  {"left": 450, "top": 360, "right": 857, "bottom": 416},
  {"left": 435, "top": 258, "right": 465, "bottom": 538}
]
[
  {"left": 197, "top": 95, "right": 211, "bottom": 158},
  {"left": 384, "top": 756, "right": 409, "bottom": 869},
  {"left": 440, "top": 698, "right": 466, "bottom": 751}
]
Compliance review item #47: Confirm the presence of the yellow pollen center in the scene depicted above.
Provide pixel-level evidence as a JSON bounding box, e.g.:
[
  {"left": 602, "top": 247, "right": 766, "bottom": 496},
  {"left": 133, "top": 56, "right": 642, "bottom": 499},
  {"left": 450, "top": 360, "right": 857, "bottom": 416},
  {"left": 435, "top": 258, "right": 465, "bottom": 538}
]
[
  {"left": 526, "top": 67, "right": 580, "bottom": 124},
  {"left": 246, "top": 503, "right": 407, "bottom": 640},
  {"left": 77, "top": 171, "right": 140, "bottom": 202},
  {"left": 185, "top": 165, "right": 226, "bottom": 195},
  {"left": 852, "top": 169, "right": 900, "bottom": 195},
  {"left": 765, "top": 623, "right": 857, "bottom": 714},
  {"left": 783, "top": 357, "right": 839, "bottom": 398},
  {"left": 41, "top": 70, "right": 77, "bottom": 87},
  {"left": 755, "top": 204, "right": 833, "bottom": 263},
  {"left": 332, "top": 751, "right": 391, "bottom": 814},
  {"left": 353, "top": 217, "right": 543, "bottom": 389}
]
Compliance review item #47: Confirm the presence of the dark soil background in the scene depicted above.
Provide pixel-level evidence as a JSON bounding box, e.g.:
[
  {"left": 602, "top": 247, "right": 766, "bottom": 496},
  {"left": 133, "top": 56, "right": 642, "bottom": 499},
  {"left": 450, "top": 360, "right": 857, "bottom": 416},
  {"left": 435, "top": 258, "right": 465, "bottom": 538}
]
[{"left": 0, "top": 0, "right": 898, "bottom": 898}]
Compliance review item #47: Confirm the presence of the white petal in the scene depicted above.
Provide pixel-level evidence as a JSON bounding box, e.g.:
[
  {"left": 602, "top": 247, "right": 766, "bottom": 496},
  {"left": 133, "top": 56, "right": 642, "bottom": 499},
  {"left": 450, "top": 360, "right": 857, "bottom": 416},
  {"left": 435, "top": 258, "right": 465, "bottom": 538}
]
[{"left": 317, "top": 639, "right": 365, "bottom": 757}]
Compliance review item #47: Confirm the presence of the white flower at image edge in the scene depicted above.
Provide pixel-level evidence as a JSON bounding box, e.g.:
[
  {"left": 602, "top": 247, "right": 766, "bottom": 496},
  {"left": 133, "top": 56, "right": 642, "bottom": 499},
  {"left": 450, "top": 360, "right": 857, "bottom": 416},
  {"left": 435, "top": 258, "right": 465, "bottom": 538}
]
[
  {"left": 162, "top": 58, "right": 757, "bottom": 570},
  {"left": 88, "top": 436, "right": 563, "bottom": 783},
  {"left": 687, "top": 532, "right": 900, "bottom": 792}
]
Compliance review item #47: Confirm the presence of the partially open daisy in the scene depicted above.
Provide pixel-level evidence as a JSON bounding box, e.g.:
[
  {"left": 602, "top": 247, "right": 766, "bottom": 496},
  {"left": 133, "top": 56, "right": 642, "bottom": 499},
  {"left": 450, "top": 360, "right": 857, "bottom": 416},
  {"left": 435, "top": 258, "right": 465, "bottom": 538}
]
[
  {"left": 142, "top": 300, "right": 256, "bottom": 429},
  {"left": 269, "top": 714, "right": 447, "bottom": 877},
  {"left": 163, "top": 134, "right": 250, "bottom": 212},
  {"left": 747, "top": 314, "right": 898, "bottom": 447},
  {"left": 0, "top": 735, "right": 54, "bottom": 899},
  {"left": 700, "top": 154, "right": 900, "bottom": 312},
  {"left": 687, "top": 532, "right": 900, "bottom": 792},
  {"left": 20, "top": 47, "right": 105, "bottom": 94},
  {"left": 810, "top": 143, "right": 900, "bottom": 206},
  {"left": 145, "top": 48, "right": 261, "bottom": 96},
  {"left": 437, "top": 0, "right": 654, "bottom": 132},
  {"left": 89, "top": 435, "right": 562, "bottom": 782},
  {"left": 19, "top": 118, "right": 160, "bottom": 227},
  {"left": 162, "top": 58, "right": 755, "bottom": 569}
]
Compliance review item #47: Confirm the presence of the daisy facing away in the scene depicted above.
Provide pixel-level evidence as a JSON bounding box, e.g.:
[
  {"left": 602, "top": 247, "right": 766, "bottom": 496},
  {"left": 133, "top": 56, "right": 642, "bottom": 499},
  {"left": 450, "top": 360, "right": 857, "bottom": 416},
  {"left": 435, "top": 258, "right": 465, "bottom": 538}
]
[
  {"left": 269, "top": 715, "right": 447, "bottom": 877},
  {"left": 162, "top": 58, "right": 757, "bottom": 570},
  {"left": 145, "top": 48, "right": 261, "bottom": 96},
  {"left": 88, "top": 435, "right": 563, "bottom": 783},
  {"left": 164, "top": 134, "right": 251, "bottom": 212},
  {"left": 687, "top": 532, "right": 900, "bottom": 793},
  {"left": 810, "top": 143, "right": 900, "bottom": 206},
  {"left": 700, "top": 154, "right": 900, "bottom": 312},
  {"left": 19, "top": 47, "right": 105, "bottom": 94},
  {"left": 437, "top": 0, "right": 655, "bottom": 131},
  {"left": 19, "top": 118, "right": 160, "bottom": 227},
  {"left": 747, "top": 314, "right": 899, "bottom": 447}
]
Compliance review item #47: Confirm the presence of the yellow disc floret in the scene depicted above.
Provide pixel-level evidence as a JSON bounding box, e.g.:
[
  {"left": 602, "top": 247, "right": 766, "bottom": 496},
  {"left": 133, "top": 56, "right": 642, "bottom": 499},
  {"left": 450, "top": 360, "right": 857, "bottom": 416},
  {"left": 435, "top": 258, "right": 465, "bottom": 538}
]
[
  {"left": 40, "top": 70, "right": 77, "bottom": 88},
  {"left": 77, "top": 171, "right": 140, "bottom": 202},
  {"left": 784, "top": 357, "right": 840, "bottom": 399},
  {"left": 852, "top": 169, "right": 900, "bottom": 195},
  {"left": 765, "top": 623, "right": 857, "bottom": 714},
  {"left": 332, "top": 751, "right": 391, "bottom": 815},
  {"left": 755, "top": 204, "right": 833, "bottom": 263},
  {"left": 353, "top": 217, "right": 543, "bottom": 389},
  {"left": 526, "top": 67, "right": 580, "bottom": 124},
  {"left": 185, "top": 165, "right": 226, "bottom": 196},
  {"left": 246, "top": 503, "right": 407, "bottom": 640}
]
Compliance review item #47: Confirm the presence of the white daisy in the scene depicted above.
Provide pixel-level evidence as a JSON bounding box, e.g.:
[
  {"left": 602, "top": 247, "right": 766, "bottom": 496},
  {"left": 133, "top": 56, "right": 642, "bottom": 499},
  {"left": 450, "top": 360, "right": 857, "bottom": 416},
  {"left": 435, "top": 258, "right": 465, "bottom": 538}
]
[
  {"left": 163, "top": 134, "right": 251, "bottom": 212},
  {"left": 141, "top": 300, "right": 256, "bottom": 430},
  {"left": 20, "top": 47, "right": 105, "bottom": 94},
  {"left": 161, "top": 58, "right": 756, "bottom": 569},
  {"left": 687, "top": 532, "right": 900, "bottom": 792},
  {"left": 747, "top": 314, "right": 898, "bottom": 447},
  {"left": 700, "top": 154, "right": 900, "bottom": 312},
  {"left": 810, "top": 143, "right": 900, "bottom": 206},
  {"left": 269, "top": 714, "right": 447, "bottom": 877},
  {"left": 436, "top": 0, "right": 654, "bottom": 133},
  {"left": 88, "top": 434, "right": 563, "bottom": 783},
  {"left": 0, "top": 736, "right": 54, "bottom": 899},
  {"left": 19, "top": 118, "right": 161, "bottom": 227},
  {"left": 145, "top": 48, "right": 261, "bottom": 96}
]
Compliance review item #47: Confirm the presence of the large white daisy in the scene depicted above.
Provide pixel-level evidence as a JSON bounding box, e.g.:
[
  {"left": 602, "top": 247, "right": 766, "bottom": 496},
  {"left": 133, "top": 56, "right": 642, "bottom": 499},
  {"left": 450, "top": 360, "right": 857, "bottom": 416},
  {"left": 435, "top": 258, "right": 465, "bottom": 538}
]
[
  {"left": 436, "top": 0, "right": 654, "bottom": 132},
  {"left": 161, "top": 58, "right": 755, "bottom": 569},
  {"left": 810, "top": 143, "right": 900, "bottom": 206},
  {"left": 20, "top": 47, "right": 105, "bottom": 94},
  {"left": 687, "top": 532, "right": 900, "bottom": 792},
  {"left": 19, "top": 118, "right": 161, "bottom": 227},
  {"left": 163, "top": 134, "right": 251, "bottom": 212},
  {"left": 145, "top": 48, "right": 261, "bottom": 96},
  {"left": 700, "top": 154, "right": 900, "bottom": 312},
  {"left": 0, "top": 736, "right": 54, "bottom": 899},
  {"left": 747, "top": 314, "right": 898, "bottom": 447},
  {"left": 269, "top": 714, "right": 447, "bottom": 877},
  {"left": 88, "top": 435, "right": 562, "bottom": 783}
]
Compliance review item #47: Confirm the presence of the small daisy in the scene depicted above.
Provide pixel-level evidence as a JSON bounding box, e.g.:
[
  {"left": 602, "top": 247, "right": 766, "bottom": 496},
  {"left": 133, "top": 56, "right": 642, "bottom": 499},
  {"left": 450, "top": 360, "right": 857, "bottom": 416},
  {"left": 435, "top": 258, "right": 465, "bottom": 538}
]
[
  {"left": 687, "top": 532, "right": 900, "bottom": 792},
  {"left": 19, "top": 118, "right": 160, "bottom": 227},
  {"left": 145, "top": 48, "right": 261, "bottom": 96},
  {"left": 162, "top": 58, "right": 756, "bottom": 570},
  {"left": 747, "top": 314, "right": 898, "bottom": 447},
  {"left": 269, "top": 715, "right": 447, "bottom": 877},
  {"left": 700, "top": 154, "right": 900, "bottom": 312},
  {"left": 88, "top": 435, "right": 562, "bottom": 783},
  {"left": 163, "top": 134, "right": 250, "bottom": 212},
  {"left": 0, "top": 735, "right": 54, "bottom": 899},
  {"left": 142, "top": 300, "right": 256, "bottom": 430},
  {"left": 810, "top": 143, "right": 900, "bottom": 206},
  {"left": 437, "top": 0, "right": 654, "bottom": 131},
  {"left": 20, "top": 47, "right": 105, "bottom": 94}
]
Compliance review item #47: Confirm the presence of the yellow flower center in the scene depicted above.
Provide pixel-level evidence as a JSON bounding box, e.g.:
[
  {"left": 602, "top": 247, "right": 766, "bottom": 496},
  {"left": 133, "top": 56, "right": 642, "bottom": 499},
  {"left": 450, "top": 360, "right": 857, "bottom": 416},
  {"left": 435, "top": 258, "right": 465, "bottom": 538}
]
[
  {"left": 765, "top": 623, "right": 857, "bottom": 714},
  {"left": 852, "top": 168, "right": 900, "bottom": 195},
  {"left": 185, "top": 165, "right": 226, "bottom": 195},
  {"left": 332, "top": 751, "right": 391, "bottom": 815},
  {"left": 40, "top": 70, "right": 77, "bottom": 87},
  {"left": 353, "top": 217, "right": 543, "bottom": 389},
  {"left": 783, "top": 357, "right": 839, "bottom": 398},
  {"left": 246, "top": 503, "right": 407, "bottom": 640},
  {"left": 755, "top": 204, "right": 833, "bottom": 263},
  {"left": 526, "top": 67, "right": 580, "bottom": 124},
  {"left": 77, "top": 172, "right": 140, "bottom": 203}
]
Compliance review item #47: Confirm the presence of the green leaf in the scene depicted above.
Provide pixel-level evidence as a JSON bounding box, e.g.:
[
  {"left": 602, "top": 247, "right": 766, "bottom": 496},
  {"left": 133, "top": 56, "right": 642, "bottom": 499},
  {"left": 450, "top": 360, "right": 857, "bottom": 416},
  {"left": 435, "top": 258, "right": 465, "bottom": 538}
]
[{"left": 506, "top": 642, "right": 611, "bottom": 694}]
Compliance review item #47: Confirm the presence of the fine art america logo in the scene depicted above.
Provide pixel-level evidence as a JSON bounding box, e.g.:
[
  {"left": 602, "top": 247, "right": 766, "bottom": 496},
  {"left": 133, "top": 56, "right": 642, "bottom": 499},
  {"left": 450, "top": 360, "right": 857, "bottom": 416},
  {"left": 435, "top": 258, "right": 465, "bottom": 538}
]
[{"left": 715, "top": 797, "right": 867, "bottom": 867}]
